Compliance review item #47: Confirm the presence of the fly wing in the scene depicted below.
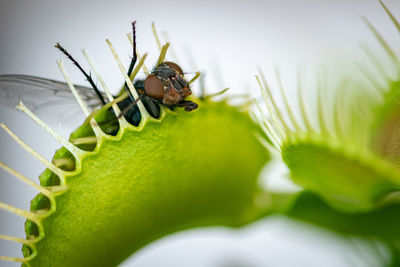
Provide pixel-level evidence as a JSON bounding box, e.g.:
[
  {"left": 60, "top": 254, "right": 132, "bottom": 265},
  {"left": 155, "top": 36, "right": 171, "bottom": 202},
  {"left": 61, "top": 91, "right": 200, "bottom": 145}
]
[
  {"left": 0, "top": 74, "right": 105, "bottom": 111},
  {"left": 0, "top": 74, "right": 107, "bottom": 130}
]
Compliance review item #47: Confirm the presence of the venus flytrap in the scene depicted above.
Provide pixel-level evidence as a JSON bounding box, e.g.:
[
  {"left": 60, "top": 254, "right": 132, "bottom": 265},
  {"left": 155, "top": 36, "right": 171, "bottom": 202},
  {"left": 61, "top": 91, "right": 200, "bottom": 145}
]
[
  {"left": 256, "top": 66, "right": 400, "bottom": 212},
  {"left": 248, "top": 4, "right": 400, "bottom": 262},
  {"left": 3, "top": 2, "right": 400, "bottom": 266},
  {"left": 254, "top": 1, "right": 400, "bottom": 213},
  {"left": 0, "top": 27, "right": 270, "bottom": 266}
]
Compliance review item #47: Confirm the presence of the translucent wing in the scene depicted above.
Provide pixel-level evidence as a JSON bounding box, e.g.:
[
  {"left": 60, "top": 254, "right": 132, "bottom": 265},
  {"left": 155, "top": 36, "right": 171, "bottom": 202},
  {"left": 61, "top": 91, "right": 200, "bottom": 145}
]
[
  {"left": 0, "top": 74, "right": 105, "bottom": 111},
  {"left": 0, "top": 74, "right": 106, "bottom": 130}
]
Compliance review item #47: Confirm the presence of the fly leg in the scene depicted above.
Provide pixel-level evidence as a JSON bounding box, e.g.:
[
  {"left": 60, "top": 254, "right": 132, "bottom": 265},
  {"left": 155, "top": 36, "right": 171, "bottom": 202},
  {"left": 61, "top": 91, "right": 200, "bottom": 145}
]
[
  {"left": 126, "top": 21, "right": 137, "bottom": 77},
  {"left": 123, "top": 21, "right": 137, "bottom": 97},
  {"left": 176, "top": 100, "right": 198, "bottom": 111},
  {"left": 55, "top": 43, "right": 107, "bottom": 105}
]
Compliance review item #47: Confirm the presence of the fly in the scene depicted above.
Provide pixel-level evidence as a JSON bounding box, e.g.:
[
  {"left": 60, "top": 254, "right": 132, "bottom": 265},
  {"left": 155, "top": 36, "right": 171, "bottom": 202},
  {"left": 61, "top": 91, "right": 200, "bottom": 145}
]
[
  {"left": 0, "top": 21, "right": 198, "bottom": 132},
  {"left": 54, "top": 21, "right": 198, "bottom": 126}
]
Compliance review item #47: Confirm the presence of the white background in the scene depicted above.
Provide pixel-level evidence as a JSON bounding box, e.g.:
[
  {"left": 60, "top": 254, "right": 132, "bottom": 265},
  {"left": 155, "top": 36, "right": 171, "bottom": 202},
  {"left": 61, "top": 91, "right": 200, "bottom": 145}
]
[{"left": 1, "top": 0, "right": 400, "bottom": 266}]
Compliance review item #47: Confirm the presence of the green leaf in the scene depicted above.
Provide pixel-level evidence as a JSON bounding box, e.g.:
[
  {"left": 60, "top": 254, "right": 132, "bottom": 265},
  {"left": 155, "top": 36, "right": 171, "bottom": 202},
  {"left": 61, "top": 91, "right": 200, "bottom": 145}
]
[{"left": 25, "top": 101, "right": 270, "bottom": 266}]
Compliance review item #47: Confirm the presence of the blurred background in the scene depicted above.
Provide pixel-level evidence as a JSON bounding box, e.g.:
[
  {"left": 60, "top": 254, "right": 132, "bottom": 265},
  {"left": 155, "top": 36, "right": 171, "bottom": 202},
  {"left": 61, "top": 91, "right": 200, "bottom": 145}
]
[{"left": 1, "top": 0, "right": 400, "bottom": 266}]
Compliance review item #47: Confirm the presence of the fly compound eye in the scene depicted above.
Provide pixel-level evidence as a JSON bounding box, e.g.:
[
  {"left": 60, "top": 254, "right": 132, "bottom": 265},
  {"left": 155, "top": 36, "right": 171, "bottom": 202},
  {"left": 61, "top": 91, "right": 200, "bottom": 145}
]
[
  {"left": 144, "top": 74, "right": 164, "bottom": 100},
  {"left": 164, "top": 61, "right": 184, "bottom": 75}
]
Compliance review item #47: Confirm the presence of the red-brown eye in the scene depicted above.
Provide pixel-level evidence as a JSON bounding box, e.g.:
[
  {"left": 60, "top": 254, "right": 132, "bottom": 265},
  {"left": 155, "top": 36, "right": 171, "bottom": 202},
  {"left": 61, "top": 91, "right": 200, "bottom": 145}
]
[
  {"left": 144, "top": 74, "right": 164, "bottom": 100},
  {"left": 164, "top": 61, "right": 184, "bottom": 75}
]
